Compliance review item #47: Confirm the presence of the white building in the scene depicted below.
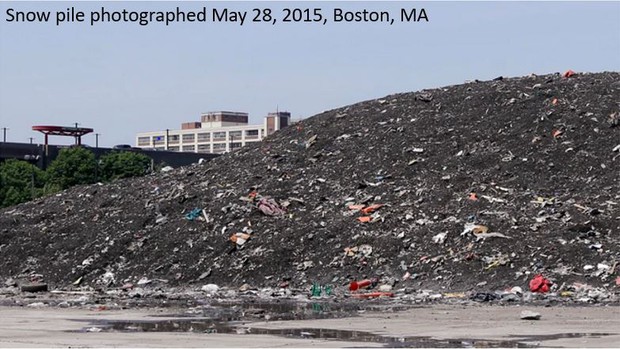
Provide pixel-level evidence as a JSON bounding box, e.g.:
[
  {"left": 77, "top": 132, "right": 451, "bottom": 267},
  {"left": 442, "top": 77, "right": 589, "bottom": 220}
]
[{"left": 135, "top": 111, "right": 291, "bottom": 154}]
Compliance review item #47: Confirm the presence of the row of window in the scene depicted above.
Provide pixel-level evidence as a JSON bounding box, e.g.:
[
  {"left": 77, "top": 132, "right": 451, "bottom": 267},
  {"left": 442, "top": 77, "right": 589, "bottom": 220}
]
[
  {"left": 138, "top": 129, "right": 261, "bottom": 146},
  {"left": 145, "top": 140, "right": 255, "bottom": 153}
]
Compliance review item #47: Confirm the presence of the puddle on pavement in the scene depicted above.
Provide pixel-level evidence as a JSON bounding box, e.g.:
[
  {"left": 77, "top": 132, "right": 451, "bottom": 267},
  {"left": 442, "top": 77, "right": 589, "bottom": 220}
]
[
  {"left": 150, "top": 300, "right": 412, "bottom": 321},
  {"left": 71, "top": 301, "right": 616, "bottom": 348}
]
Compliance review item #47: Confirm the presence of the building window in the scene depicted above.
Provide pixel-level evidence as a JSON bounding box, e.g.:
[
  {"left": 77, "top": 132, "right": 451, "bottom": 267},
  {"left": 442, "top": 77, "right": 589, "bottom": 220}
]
[
  {"left": 182, "top": 145, "right": 195, "bottom": 152},
  {"left": 213, "top": 143, "right": 227, "bottom": 152},
  {"left": 138, "top": 137, "right": 150, "bottom": 146},
  {"left": 230, "top": 142, "right": 242, "bottom": 150},
  {"left": 169, "top": 135, "right": 180, "bottom": 144},
  {"left": 153, "top": 135, "right": 165, "bottom": 145},
  {"left": 197, "top": 133, "right": 210, "bottom": 142},
  {"left": 213, "top": 132, "right": 226, "bottom": 140},
  {"left": 245, "top": 129, "right": 259, "bottom": 139},
  {"left": 182, "top": 134, "right": 195, "bottom": 143},
  {"left": 197, "top": 144, "right": 210, "bottom": 153},
  {"left": 229, "top": 131, "right": 242, "bottom": 139},
  {"left": 168, "top": 146, "right": 180, "bottom": 152}
]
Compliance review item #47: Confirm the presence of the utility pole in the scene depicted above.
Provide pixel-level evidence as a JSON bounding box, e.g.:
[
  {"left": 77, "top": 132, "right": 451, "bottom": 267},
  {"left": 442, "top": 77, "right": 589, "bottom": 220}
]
[
  {"left": 74, "top": 123, "right": 80, "bottom": 144},
  {"left": 165, "top": 129, "right": 170, "bottom": 150},
  {"left": 1, "top": 127, "right": 7, "bottom": 142},
  {"left": 95, "top": 133, "right": 100, "bottom": 148},
  {"left": 29, "top": 137, "right": 34, "bottom": 144}
]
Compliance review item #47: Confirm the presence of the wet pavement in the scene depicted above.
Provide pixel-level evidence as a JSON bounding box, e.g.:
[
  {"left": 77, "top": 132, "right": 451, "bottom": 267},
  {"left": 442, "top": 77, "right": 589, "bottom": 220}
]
[
  {"left": 74, "top": 315, "right": 618, "bottom": 348},
  {"left": 1, "top": 303, "right": 619, "bottom": 348},
  {"left": 63, "top": 301, "right": 618, "bottom": 348}
]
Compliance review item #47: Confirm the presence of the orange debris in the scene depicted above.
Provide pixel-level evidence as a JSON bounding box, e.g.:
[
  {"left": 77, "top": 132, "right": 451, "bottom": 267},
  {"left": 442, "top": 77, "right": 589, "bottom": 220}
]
[
  {"left": 351, "top": 292, "right": 394, "bottom": 299},
  {"left": 563, "top": 70, "right": 576, "bottom": 78},
  {"left": 360, "top": 204, "right": 383, "bottom": 215},
  {"left": 358, "top": 216, "right": 372, "bottom": 223}
]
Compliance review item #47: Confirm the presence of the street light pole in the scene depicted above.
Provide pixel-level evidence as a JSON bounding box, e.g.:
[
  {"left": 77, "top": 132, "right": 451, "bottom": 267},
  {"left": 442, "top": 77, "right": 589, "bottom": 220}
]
[
  {"left": 95, "top": 133, "right": 100, "bottom": 148},
  {"left": 29, "top": 137, "right": 34, "bottom": 144},
  {"left": 1, "top": 127, "right": 7, "bottom": 142}
]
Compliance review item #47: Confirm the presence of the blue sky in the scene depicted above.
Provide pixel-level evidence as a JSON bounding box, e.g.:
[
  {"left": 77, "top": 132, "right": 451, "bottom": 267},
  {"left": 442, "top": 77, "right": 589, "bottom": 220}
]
[{"left": 1, "top": 1, "right": 619, "bottom": 146}]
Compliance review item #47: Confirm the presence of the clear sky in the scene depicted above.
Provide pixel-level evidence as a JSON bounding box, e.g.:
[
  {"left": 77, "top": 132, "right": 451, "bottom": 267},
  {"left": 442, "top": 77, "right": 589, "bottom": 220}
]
[{"left": 0, "top": 1, "right": 619, "bottom": 147}]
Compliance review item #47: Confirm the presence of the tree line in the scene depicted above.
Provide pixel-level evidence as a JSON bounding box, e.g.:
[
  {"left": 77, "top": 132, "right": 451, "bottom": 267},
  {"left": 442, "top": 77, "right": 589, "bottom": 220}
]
[{"left": 0, "top": 147, "right": 152, "bottom": 208}]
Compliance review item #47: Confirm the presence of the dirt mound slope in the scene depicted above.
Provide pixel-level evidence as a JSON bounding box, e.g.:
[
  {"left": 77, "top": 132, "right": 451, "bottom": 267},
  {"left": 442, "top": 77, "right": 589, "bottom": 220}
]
[{"left": 1, "top": 72, "right": 619, "bottom": 293}]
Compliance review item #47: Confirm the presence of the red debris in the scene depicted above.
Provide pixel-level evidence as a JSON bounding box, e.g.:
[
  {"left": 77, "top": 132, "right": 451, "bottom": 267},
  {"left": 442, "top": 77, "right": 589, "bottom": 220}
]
[
  {"left": 563, "top": 70, "right": 576, "bottom": 78},
  {"left": 529, "top": 274, "right": 552, "bottom": 293},
  {"left": 351, "top": 292, "right": 394, "bottom": 299},
  {"left": 349, "top": 278, "right": 378, "bottom": 291}
]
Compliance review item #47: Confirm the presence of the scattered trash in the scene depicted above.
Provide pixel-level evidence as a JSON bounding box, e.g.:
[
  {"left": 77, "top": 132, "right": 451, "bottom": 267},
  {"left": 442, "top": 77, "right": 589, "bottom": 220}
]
[{"left": 0, "top": 72, "right": 618, "bottom": 301}]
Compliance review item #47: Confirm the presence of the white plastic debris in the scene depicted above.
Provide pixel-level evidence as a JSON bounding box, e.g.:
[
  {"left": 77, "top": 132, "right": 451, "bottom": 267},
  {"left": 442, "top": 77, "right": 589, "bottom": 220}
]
[
  {"left": 201, "top": 284, "right": 220, "bottom": 295},
  {"left": 358, "top": 244, "right": 373, "bottom": 257},
  {"left": 137, "top": 277, "right": 151, "bottom": 286},
  {"left": 432, "top": 232, "right": 447, "bottom": 244},
  {"left": 378, "top": 284, "right": 393, "bottom": 292}
]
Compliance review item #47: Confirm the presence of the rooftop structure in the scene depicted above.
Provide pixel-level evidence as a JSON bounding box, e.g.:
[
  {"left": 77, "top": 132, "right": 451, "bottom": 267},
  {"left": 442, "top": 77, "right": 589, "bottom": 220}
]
[
  {"left": 135, "top": 111, "right": 291, "bottom": 154},
  {"left": 32, "top": 125, "right": 94, "bottom": 146}
]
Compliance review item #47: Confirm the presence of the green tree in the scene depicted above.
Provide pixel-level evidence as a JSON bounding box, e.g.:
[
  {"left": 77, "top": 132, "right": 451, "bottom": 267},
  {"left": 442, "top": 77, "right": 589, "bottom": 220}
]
[
  {"left": 100, "top": 151, "right": 151, "bottom": 181},
  {"left": 46, "top": 147, "right": 97, "bottom": 189},
  {"left": 0, "top": 159, "right": 47, "bottom": 207}
]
